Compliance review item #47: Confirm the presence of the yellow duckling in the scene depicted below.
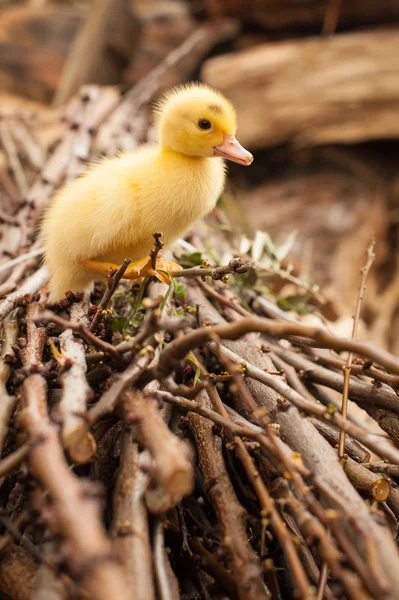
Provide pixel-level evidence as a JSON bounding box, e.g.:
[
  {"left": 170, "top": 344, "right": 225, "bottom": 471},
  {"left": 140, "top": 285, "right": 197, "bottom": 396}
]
[{"left": 42, "top": 82, "right": 253, "bottom": 302}]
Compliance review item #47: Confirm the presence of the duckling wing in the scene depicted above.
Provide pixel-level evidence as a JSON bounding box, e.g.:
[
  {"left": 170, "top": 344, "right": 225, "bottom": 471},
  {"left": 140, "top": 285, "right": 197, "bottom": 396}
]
[{"left": 43, "top": 148, "right": 157, "bottom": 262}]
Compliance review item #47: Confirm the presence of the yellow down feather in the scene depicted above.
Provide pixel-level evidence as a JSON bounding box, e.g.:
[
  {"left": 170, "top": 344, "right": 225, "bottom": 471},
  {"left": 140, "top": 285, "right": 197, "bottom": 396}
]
[{"left": 41, "top": 82, "right": 251, "bottom": 302}]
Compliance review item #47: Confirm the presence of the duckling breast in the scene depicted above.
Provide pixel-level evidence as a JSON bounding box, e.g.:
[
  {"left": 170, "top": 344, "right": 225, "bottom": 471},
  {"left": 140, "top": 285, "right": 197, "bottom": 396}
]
[{"left": 136, "top": 153, "right": 226, "bottom": 246}]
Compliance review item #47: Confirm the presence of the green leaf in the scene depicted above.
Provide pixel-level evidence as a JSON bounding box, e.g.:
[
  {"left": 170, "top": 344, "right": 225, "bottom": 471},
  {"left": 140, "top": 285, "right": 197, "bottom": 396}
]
[
  {"left": 253, "top": 284, "right": 273, "bottom": 295},
  {"left": 193, "top": 366, "right": 201, "bottom": 386},
  {"left": 173, "top": 280, "right": 186, "bottom": 302},
  {"left": 251, "top": 230, "right": 278, "bottom": 262},
  {"left": 178, "top": 251, "right": 204, "bottom": 268},
  {"left": 186, "top": 354, "right": 201, "bottom": 385},
  {"left": 275, "top": 230, "right": 298, "bottom": 262},
  {"left": 160, "top": 278, "right": 174, "bottom": 311},
  {"left": 132, "top": 280, "right": 147, "bottom": 314},
  {"left": 110, "top": 317, "right": 129, "bottom": 333},
  {"left": 277, "top": 295, "right": 316, "bottom": 315}
]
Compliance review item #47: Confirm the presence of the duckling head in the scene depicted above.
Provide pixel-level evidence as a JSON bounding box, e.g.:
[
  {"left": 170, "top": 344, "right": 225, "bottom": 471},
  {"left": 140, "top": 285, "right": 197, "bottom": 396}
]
[{"left": 155, "top": 82, "right": 253, "bottom": 166}]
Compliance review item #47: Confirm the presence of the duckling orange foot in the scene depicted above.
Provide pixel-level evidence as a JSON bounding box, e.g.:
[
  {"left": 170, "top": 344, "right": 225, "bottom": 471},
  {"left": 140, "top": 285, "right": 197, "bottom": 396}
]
[
  {"left": 80, "top": 259, "right": 121, "bottom": 276},
  {"left": 154, "top": 260, "right": 183, "bottom": 282},
  {"left": 80, "top": 258, "right": 146, "bottom": 281},
  {"left": 124, "top": 257, "right": 183, "bottom": 284},
  {"left": 80, "top": 257, "right": 182, "bottom": 284}
]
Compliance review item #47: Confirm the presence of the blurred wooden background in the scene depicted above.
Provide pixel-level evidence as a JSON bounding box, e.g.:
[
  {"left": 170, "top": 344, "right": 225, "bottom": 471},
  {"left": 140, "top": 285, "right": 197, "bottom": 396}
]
[{"left": 1, "top": 0, "right": 399, "bottom": 349}]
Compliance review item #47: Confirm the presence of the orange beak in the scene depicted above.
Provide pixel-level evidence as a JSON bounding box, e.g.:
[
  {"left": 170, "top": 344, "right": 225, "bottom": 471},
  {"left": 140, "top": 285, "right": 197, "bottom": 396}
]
[{"left": 214, "top": 134, "right": 253, "bottom": 166}]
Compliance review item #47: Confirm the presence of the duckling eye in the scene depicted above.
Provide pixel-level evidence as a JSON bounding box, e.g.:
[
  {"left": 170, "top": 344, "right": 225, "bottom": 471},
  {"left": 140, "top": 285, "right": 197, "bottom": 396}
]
[{"left": 198, "top": 119, "right": 211, "bottom": 131}]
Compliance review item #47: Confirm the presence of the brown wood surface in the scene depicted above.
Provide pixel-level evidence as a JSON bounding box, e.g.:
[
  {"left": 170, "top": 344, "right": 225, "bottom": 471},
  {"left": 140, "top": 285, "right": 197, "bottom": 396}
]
[
  {"left": 0, "top": 5, "right": 82, "bottom": 102},
  {"left": 202, "top": 0, "right": 399, "bottom": 29},
  {"left": 53, "top": 0, "right": 140, "bottom": 106},
  {"left": 203, "top": 29, "right": 399, "bottom": 149}
]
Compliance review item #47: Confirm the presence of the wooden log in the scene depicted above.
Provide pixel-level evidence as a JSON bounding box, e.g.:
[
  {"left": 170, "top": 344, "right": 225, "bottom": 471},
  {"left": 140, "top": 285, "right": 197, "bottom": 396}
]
[
  {"left": 0, "top": 1, "right": 140, "bottom": 106},
  {"left": 0, "top": 545, "right": 38, "bottom": 600},
  {"left": 203, "top": 0, "right": 399, "bottom": 30},
  {"left": 202, "top": 29, "right": 399, "bottom": 149},
  {"left": 0, "top": 5, "right": 82, "bottom": 103},
  {"left": 53, "top": 0, "right": 141, "bottom": 107},
  {"left": 126, "top": 0, "right": 195, "bottom": 86}
]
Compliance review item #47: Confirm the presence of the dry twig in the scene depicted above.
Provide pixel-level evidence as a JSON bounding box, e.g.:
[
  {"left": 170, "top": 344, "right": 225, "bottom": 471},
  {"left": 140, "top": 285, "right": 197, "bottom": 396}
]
[
  {"left": 338, "top": 240, "right": 375, "bottom": 459},
  {"left": 125, "top": 390, "right": 194, "bottom": 513},
  {"left": 58, "top": 302, "right": 95, "bottom": 463},
  {"left": 90, "top": 258, "right": 131, "bottom": 332}
]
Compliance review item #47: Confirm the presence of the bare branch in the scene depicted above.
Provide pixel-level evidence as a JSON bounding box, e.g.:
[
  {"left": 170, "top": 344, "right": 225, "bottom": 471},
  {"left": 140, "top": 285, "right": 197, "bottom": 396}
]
[
  {"left": 151, "top": 315, "right": 399, "bottom": 381},
  {"left": 172, "top": 257, "right": 255, "bottom": 280},
  {"left": 0, "top": 315, "right": 18, "bottom": 452},
  {"left": 19, "top": 374, "right": 130, "bottom": 600},
  {"left": 339, "top": 239, "right": 375, "bottom": 458},
  {"left": 111, "top": 432, "right": 155, "bottom": 600},
  {"left": 189, "top": 389, "right": 269, "bottom": 600},
  {"left": 88, "top": 350, "right": 154, "bottom": 424},
  {"left": 90, "top": 258, "right": 131, "bottom": 332},
  {"left": 59, "top": 302, "right": 95, "bottom": 464},
  {"left": 0, "top": 266, "right": 48, "bottom": 322},
  {"left": 125, "top": 391, "right": 194, "bottom": 513},
  {"left": 0, "top": 440, "right": 36, "bottom": 478},
  {"left": 217, "top": 342, "right": 399, "bottom": 464}
]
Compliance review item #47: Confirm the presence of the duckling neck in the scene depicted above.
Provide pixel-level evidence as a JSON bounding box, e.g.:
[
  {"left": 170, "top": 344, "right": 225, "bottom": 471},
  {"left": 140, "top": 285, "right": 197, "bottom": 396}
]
[
  {"left": 158, "top": 146, "right": 210, "bottom": 165},
  {"left": 155, "top": 145, "right": 226, "bottom": 226},
  {"left": 157, "top": 147, "right": 225, "bottom": 194}
]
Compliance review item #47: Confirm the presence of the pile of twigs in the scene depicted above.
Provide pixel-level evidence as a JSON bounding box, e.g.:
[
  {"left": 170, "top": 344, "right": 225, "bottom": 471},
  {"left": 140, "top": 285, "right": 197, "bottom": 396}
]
[{"left": 2, "top": 44, "right": 399, "bottom": 600}]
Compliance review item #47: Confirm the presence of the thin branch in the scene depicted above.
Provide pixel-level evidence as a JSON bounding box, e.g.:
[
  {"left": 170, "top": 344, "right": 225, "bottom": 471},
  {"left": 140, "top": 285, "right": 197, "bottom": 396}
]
[
  {"left": 150, "top": 232, "right": 164, "bottom": 271},
  {"left": 111, "top": 432, "right": 155, "bottom": 600},
  {"left": 197, "top": 277, "right": 250, "bottom": 316},
  {"left": 153, "top": 518, "right": 179, "bottom": 600},
  {"left": 87, "top": 349, "right": 154, "bottom": 424},
  {"left": 0, "top": 266, "right": 48, "bottom": 322},
  {"left": 58, "top": 302, "right": 95, "bottom": 464},
  {"left": 149, "top": 315, "right": 399, "bottom": 381},
  {"left": 215, "top": 343, "right": 399, "bottom": 464},
  {"left": 270, "top": 344, "right": 399, "bottom": 431},
  {"left": 124, "top": 391, "right": 194, "bottom": 514},
  {"left": 311, "top": 418, "right": 370, "bottom": 464},
  {"left": 0, "top": 440, "right": 36, "bottom": 478},
  {"left": 316, "top": 555, "right": 329, "bottom": 600},
  {"left": 188, "top": 389, "right": 269, "bottom": 600},
  {"left": 19, "top": 373, "right": 130, "bottom": 600},
  {"left": 149, "top": 389, "right": 281, "bottom": 456},
  {"left": 255, "top": 261, "right": 326, "bottom": 304},
  {"left": 0, "top": 121, "right": 29, "bottom": 198},
  {"left": 311, "top": 352, "right": 399, "bottom": 389},
  {"left": 204, "top": 352, "right": 314, "bottom": 599},
  {"left": 36, "top": 310, "right": 126, "bottom": 365},
  {"left": 362, "top": 462, "right": 399, "bottom": 477},
  {"left": 0, "top": 315, "right": 18, "bottom": 452},
  {"left": 0, "top": 248, "right": 44, "bottom": 275},
  {"left": 114, "top": 313, "right": 195, "bottom": 355},
  {"left": 277, "top": 480, "right": 372, "bottom": 600},
  {"left": 90, "top": 258, "right": 131, "bottom": 332},
  {"left": 171, "top": 257, "right": 255, "bottom": 280},
  {"left": 339, "top": 240, "right": 375, "bottom": 459},
  {"left": 319, "top": 240, "right": 374, "bottom": 600}
]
